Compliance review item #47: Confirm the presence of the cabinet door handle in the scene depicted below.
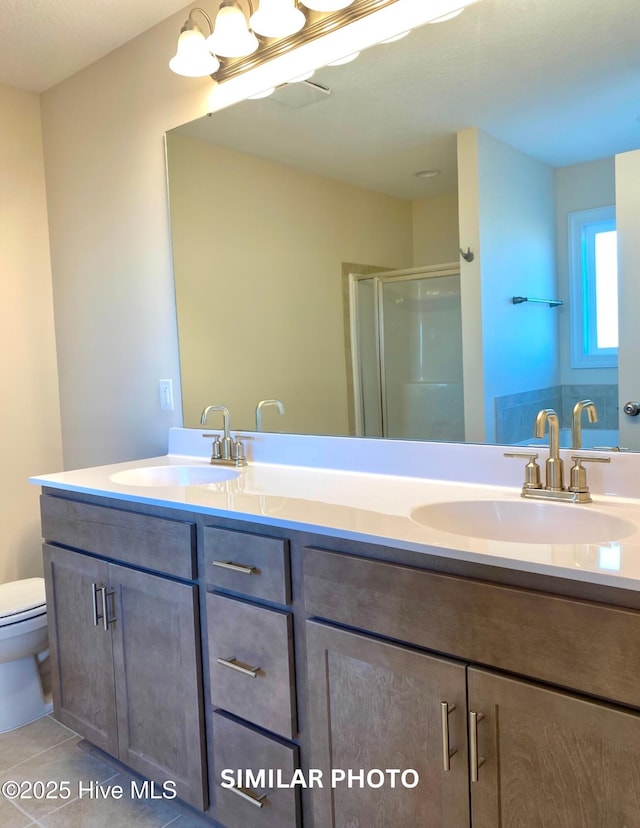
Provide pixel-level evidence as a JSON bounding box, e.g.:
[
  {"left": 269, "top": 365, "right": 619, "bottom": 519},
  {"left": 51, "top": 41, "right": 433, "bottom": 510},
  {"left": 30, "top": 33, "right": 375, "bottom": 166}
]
[
  {"left": 212, "top": 560, "right": 257, "bottom": 575},
  {"left": 440, "top": 701, "right": 457, "bottom": 772},
  {"left": 216, "top": 656, "right": 260, "bottom": 678},
  {"left": 91, "top": 582, "right": 104, "bottom": 626},
  {"left": 469, "top": 711, "right": 485, "bottom": 782},
  {"left": 225, "top": 783, "right": 266, "bottom": 808},
  {"left": 100, "top": 587, "right": 116, "bottom": 631}
]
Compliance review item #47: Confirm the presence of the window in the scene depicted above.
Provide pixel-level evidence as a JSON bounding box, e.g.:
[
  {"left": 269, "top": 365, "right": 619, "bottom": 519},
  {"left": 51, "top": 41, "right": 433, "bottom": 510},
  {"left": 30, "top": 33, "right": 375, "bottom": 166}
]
[{"left": 569, "top": 206, "right": 618, "bottom": 369}]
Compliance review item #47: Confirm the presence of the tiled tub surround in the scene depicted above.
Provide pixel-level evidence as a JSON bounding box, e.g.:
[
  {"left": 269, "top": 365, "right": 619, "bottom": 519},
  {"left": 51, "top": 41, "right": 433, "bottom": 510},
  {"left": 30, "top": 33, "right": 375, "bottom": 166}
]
[
  {"left": 495, "top": 383, "right": 618, "bottom": 444},
  {"left": 30, "top": 427, "right": 640, "bottom": 590}
]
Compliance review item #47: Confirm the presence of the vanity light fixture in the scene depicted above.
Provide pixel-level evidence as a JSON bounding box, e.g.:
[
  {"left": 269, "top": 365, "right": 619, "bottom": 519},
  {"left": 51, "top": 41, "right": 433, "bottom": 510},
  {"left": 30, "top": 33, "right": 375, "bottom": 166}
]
[{"left": 169, "top": 0, "right": 475, "bottom": 83}]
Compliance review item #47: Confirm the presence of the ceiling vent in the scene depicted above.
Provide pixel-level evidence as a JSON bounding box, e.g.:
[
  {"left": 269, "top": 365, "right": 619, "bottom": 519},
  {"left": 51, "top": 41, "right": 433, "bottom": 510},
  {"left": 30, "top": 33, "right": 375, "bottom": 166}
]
[{"left": 268, "top": 80, "right": 332, "bottom": 109}]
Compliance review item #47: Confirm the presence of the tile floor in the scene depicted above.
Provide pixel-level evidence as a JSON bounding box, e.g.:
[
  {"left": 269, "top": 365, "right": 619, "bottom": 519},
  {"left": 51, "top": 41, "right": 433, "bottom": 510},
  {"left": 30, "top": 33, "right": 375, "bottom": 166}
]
[{"left": 0, "top": 715, "right": 212, "bottom": 828}]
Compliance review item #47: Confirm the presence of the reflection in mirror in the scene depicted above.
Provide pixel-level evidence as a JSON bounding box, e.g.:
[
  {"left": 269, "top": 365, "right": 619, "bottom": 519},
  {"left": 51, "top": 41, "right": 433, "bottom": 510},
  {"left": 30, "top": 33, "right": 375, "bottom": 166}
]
[{"left": 166, "top": 0, "right": 640, "bottom": 448}]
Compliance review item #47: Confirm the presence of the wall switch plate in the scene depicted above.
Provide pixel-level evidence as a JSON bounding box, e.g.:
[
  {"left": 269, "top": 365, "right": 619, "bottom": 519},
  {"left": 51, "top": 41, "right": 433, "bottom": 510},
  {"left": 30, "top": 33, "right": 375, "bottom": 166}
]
[{"left": 159, "top": 379, "right": 174, "bottom": 411}]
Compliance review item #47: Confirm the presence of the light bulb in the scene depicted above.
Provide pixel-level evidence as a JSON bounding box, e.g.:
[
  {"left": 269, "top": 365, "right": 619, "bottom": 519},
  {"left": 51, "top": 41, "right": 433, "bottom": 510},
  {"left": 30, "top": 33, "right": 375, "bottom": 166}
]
[
  {"left": 327, "top": 51, "right": 360, "bottom": 66},
  {"left": 288, "top": 70, "right": 315, "bottom": 82},
  {"left": 169, "top": 28, "right": 220, "bottom": 77},
  {"left": 428, "top": 8, "right": 464, "bottom": 23},
  {"left": 208, "top": 1, "right": 259, "bottom": 58},
  {"left": 380, "top": 30, "right": 411, "bottom": 44},
  {"left": 248, "top": 87, "right": 276, "bottom": 99},
  {"left": 250, "top": 0, "right": 306, "bottom": 38}
]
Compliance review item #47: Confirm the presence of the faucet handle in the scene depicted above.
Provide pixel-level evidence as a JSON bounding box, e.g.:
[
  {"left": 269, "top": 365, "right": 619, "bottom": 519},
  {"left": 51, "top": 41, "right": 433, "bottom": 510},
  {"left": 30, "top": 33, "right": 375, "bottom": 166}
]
[
  {"left": 203, "top": 433, "right": 222, "bottom": 461},
  {"left": 504, "top": 452, "right": 542, "bottom": 490},
  {"left": 232, "top": 438, "right": 247, "bottom": 467},
  {"left": 569, "top": 454, "right": 611, "bottom": 495}
]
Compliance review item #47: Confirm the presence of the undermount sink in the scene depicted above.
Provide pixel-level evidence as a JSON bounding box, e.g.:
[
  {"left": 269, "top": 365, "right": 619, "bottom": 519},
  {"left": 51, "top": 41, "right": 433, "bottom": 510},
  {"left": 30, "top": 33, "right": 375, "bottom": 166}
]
[
  {"left": 410, "top": 499, "right": 636, "bottom": 544},
  {"left": 109, "top": 465, "right": 239, "bottom": 487}
]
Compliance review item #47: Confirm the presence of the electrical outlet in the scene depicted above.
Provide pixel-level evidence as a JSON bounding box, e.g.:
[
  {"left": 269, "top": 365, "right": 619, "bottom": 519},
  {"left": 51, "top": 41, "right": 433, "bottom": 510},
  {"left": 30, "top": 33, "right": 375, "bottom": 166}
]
[{"left": 159, "top": 379, "right": 174, "bottom": 411}]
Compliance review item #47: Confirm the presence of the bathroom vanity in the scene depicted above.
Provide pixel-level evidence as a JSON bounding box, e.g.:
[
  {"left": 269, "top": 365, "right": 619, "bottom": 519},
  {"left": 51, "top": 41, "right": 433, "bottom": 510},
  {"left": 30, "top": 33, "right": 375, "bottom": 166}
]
[{"left": 31, "top": 430, "right": 640, "bottom": 827}]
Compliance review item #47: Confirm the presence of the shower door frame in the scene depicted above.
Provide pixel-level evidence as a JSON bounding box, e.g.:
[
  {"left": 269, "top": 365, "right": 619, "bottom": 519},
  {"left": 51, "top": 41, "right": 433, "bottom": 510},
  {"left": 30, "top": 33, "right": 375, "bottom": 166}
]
[{"left": 349, "top": 262, "right": 461, "bottom": 438}]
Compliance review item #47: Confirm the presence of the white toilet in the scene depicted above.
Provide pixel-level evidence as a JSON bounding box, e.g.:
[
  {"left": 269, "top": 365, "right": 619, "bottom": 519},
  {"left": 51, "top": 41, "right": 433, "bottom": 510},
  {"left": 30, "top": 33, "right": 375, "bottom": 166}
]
[{"left": 0, "top": 578, "right": 52, "bottom": 733}]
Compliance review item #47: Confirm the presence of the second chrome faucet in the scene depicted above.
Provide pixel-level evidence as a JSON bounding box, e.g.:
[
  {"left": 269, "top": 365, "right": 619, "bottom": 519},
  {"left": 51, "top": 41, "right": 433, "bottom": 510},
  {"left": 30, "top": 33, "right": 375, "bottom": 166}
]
[
  {"left": 255, "top": 399, "right": 285, "bottom": 432},
  {"left": 571, "top": 399, "right": 598, "bottom": 449}
]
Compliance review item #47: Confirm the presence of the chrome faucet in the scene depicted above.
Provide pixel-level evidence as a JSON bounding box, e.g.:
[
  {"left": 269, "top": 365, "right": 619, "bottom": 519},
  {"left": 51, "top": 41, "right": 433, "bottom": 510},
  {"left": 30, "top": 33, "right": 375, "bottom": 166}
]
[
  {"left": 200, "top": 404, "right": 247, "bottom": 467},
  {"left": 255, "top": 399, "right": 285, "bottom": 431},
  {"left": 505, "top": 407, "right": 609, "bottom": 503},
  {"left": 571, "top": 400, "right": 597, "bottom": 449},
  {"left": 535, "top": 408, "right": 563, "bottom": 491}
]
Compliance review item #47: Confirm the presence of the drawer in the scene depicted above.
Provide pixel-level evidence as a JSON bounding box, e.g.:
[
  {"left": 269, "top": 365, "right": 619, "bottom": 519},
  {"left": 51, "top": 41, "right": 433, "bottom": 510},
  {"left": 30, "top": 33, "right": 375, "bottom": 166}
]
[
  {"left": 211, "top": 712, "right": 299, "bottom": 828},
  {"left": 40, "top": 495, "right": 196, "bottom": 580},
  {"left": 207, "top": 593, "right": 296, "bottom": 738},
  {"left": 303, "top": 547, "right": 640, "bottom": 710},
  {"left": 203, "top": 526, "right": 290, "bottom": 605}
]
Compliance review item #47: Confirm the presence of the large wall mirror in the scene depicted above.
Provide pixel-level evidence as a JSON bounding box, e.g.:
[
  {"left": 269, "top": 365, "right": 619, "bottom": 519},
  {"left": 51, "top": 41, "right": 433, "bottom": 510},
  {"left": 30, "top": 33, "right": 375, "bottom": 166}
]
[{"left": 166, "top": 0, "right": 640, "bottom": 450}]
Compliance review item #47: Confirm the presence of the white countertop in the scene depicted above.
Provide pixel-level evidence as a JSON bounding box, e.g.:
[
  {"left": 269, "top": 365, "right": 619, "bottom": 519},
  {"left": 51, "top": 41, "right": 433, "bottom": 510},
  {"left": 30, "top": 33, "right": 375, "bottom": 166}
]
[{"left": 30, "top": 429, "right": 640, "bottom": 592}]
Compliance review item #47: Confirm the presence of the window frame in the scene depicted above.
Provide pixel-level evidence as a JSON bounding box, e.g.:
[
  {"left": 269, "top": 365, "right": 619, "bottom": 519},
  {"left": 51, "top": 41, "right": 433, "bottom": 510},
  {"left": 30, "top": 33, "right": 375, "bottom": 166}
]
[{"left": 568, "top": 205, "right": 618, "bottom": 369}]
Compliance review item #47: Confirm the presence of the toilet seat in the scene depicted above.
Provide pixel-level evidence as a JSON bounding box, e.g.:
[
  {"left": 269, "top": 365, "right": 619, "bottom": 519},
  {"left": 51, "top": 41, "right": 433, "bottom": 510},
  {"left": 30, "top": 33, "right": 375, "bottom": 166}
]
[{"left": 0, "top": 579, "right": 46, "bottom": 628}]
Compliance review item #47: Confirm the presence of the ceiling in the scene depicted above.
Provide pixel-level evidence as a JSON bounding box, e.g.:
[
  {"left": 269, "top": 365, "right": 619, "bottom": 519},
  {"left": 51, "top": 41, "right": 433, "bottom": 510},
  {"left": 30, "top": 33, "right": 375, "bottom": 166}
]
[
  {"left": 0, "top": 0, "right": 191, "bottom": 93},
  {"left": 176, "top": 0, "right": 640, "bottom": 200},
  {"left": 4, "top": 0, "right": 638, "bottom": 191}
]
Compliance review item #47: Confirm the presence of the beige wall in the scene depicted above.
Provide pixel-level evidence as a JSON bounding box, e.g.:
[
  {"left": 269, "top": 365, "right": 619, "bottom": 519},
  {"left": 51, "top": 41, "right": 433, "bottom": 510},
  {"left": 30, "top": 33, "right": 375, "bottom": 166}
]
[
  {"left": 167, "top": 133, "right": 412, "bottom": 434},
  {"left": 412, "top": 191, "right": 459, "bottom": 266},
  {"left": 40, "top": 8, "right": 213, "bottom": 470},
  {"left": 0, "top": 82, "right": 63, "bottom": 581}
]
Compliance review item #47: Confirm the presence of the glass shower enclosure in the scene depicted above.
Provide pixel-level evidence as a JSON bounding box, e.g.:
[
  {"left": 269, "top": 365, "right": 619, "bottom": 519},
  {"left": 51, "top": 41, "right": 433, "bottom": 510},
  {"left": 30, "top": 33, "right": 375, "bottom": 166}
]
[{"left": 350, "top": 265, "right": 465, "bottom": 442}]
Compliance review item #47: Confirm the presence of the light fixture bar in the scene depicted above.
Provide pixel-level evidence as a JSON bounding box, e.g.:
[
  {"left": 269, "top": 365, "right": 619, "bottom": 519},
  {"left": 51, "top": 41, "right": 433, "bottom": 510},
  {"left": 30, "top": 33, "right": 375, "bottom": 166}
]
[
  {"left": 170, "top": 0, "right": 475, "bottom": 85},
  {"left": 213, "top": 0, "right": 396, "bottom": 82}
]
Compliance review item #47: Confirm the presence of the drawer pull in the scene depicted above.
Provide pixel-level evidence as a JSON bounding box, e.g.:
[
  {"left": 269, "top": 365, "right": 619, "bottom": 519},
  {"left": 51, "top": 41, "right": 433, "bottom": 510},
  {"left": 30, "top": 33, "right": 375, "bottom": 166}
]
[
  {"left": 440, "top": 701, "right": 457, "bottom": 772},
  {"left": 469, "top": 711, "right": 485, "bottom": 782},
  {"left": 217, "top": 656, "right": 260, "bottom": 678},
  {"left": 212, "top": 560, "right": 257, "bottom": 575},
  {"left": 226, "top": 783, "right": 266, "bottom": 808}
]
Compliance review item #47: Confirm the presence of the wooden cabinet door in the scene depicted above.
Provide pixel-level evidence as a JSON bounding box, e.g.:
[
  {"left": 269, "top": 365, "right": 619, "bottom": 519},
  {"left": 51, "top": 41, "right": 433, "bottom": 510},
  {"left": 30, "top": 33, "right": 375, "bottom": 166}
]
[
  {"left": 306, "top": 620, "right": 469, "bottom": 828},
  {"left": 109, "top": 563, "right": 206, "bottom": 811},
  {"left": 43, "top": 543, "right": 117, "bottom": 755},
  {"left": 468, "top": 667, "right": 640, "bottom": 827}
]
